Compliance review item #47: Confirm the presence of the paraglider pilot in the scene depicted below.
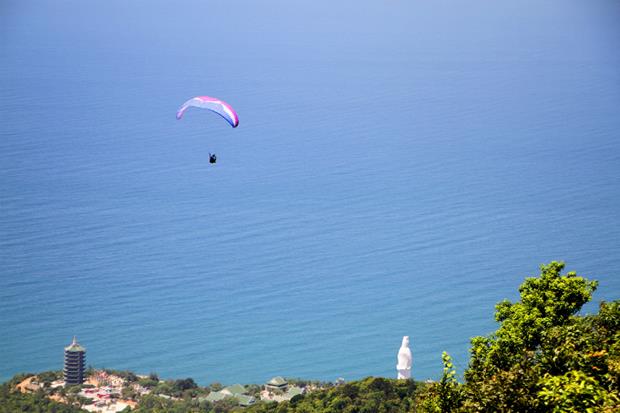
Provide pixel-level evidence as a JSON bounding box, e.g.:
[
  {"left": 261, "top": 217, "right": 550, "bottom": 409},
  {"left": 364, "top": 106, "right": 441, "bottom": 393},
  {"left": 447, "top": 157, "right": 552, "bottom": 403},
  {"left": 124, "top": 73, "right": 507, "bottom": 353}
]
[{"left": 209, "top": 153, "right": 217, "bottom": 164}]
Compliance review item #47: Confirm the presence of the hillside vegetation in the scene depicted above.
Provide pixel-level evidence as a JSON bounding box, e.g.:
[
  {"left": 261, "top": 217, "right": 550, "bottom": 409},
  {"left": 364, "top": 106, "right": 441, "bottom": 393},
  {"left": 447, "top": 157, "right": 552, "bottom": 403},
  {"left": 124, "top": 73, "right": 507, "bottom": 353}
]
[
  {"left": 0, "top": 376, "right": 85, "bottom": 413},
  {"left": 2, "top": 262, "right": 618, "bottom": 412}
]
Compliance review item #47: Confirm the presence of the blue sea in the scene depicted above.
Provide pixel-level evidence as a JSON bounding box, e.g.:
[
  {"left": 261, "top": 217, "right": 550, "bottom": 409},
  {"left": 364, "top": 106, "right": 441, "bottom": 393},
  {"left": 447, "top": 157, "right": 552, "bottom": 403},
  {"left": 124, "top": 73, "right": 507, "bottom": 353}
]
[{"left": 1, "top": 0, "right": 619, "bottom": 385}]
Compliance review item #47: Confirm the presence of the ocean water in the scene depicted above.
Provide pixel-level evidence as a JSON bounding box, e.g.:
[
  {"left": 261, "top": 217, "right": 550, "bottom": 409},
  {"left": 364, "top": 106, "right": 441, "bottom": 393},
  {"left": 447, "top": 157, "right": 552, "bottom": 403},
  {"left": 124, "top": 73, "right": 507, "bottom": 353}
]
[{"left": 1, "top": 0, "right": 619, "bottom": 385}]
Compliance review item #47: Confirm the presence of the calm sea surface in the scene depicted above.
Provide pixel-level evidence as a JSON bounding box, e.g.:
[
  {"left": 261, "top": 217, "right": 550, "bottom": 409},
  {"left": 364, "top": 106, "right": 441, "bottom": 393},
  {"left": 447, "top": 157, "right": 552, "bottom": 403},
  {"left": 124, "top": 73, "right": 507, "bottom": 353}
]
[{"left": 1, "top": 0, "right": 619, "bottom": 384}]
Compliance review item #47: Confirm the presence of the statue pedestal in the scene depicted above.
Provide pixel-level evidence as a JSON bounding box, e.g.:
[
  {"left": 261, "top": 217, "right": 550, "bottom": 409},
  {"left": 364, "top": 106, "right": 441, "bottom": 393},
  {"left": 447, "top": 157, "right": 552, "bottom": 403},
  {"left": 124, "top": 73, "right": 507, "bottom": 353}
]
[{"left": 397, "top": 367, "right": 411, "bottom": 379}]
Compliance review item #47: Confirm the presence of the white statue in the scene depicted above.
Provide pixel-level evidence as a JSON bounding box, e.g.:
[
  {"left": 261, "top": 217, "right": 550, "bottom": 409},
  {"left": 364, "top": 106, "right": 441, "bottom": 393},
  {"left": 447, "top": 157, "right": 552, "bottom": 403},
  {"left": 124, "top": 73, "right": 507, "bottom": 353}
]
[{"left": 396, "top": 336, "right": 412, "bottom": 379}]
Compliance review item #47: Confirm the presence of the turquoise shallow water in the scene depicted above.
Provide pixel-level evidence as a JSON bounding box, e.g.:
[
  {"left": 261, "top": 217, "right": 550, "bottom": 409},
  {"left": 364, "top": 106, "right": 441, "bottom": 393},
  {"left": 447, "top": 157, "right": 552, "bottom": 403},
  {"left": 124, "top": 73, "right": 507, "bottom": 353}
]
[{"left": 1, "top": 0, "right": 619, "bottom": 385}]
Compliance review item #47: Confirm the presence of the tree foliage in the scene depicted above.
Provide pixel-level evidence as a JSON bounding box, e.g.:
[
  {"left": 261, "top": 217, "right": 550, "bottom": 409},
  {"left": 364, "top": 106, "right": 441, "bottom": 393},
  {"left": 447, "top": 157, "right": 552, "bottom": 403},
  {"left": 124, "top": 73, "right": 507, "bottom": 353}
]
[
  {"left": 0, "top": 382, "right": 86, "bottom": 413},
  {"left": 462, "top": 261, "right": 619, "bottom": 412},
  {"left": 246, "top": 377, "right": 418, "bottom": 413},
  {"left": 438, "top": 352, "right": 462, "bottom": 412},
  {"left": 538, "top": 370, "right": 619, "bottom": 413}
]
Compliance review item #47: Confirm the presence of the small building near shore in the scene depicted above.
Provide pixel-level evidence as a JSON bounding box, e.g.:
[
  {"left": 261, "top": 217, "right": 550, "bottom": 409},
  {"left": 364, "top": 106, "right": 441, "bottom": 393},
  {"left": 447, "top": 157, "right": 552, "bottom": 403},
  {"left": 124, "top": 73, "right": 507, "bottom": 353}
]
[
  {"left": 221, "top": 383, "right": 247, "bottom": 396},
  {"left": 236, "top": 394, "right": 256, "bottom": 407},
  {"left": 261, "top": 377, "right": 305, "bottom": 403},
  {"left": 265, "top": 376, "right": 288, "bottom": 392},
  {"left": 286, "top": 386, "right": 304, "bottom": 399},
  {"left": 205, "top": 384, "right": 256, "bottom": 406},
  {"left": 204, "top": 391, "right": 229, "bottom": 403}
]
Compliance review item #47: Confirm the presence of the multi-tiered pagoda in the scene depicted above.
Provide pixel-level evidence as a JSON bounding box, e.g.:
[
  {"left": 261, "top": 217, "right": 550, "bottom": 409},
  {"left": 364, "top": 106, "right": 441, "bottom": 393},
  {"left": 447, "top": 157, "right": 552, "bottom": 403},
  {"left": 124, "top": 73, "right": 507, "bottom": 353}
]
[{"left": 63, "top": 336, "right": 86, "bottom": 385}]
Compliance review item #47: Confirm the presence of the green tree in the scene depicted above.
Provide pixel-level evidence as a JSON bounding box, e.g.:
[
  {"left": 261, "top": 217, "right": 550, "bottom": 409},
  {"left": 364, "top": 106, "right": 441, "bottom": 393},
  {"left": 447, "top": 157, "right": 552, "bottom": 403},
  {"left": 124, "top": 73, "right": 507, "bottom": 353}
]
[
  {"left": 462, "top": 261, "right": 614, "bottom": 412},
  {"left": 209, "top": 382, "right": 224, "bottom": 392},
  {"left": 438, "top": 352, "right": 462, "bottom": 412},
  {"left": 246, "top": 377, "right": 419, "bottom": 413},
  {"left": 173, "top": 378, "right": 197, "bottom": 393},
  {"left": 38, "top": 370, "right": 62, "bottom": 386},
  {"left": 138, "top": 376, "right": 160, "bottom": 388},
  {"left": 212, "top": 397, "right": 240, "bottom": 413},
  {"left": 538, "top": 370, "right": 619, "bottom": 412},
  {"left": 122, "top": 385, "right": 138, "bottom": 400},
  {"left": 0, "top": 382, "right": 87, "bottom": 413}
]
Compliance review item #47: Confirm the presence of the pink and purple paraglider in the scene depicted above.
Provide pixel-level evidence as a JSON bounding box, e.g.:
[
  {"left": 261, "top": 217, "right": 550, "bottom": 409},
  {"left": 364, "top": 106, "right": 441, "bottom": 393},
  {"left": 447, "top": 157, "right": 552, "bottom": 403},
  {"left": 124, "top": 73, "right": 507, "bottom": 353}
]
[{"left": 176, "top": 96, "right": 239, "bottom": 128}]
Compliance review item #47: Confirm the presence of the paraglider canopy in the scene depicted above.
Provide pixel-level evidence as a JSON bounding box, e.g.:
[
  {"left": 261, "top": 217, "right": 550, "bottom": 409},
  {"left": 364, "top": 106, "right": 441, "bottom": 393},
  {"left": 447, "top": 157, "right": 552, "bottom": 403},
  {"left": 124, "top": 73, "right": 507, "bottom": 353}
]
[{"left": 176, "top": 96, "right": 239, "bottom": 128}]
